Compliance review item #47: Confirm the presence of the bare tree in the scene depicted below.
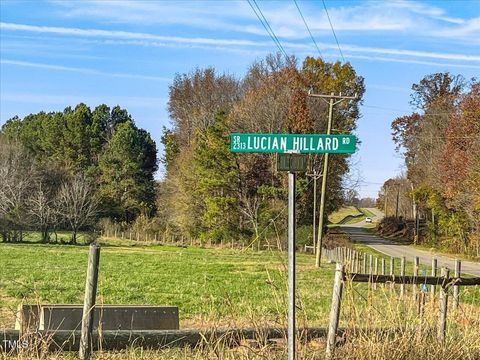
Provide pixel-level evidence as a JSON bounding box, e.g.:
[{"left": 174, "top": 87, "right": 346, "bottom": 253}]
[
  {"left": 27, "top": 181, "right": 56, "bottom": 243},
  {"left": 168, "top": 67, "right": 240, "bottom": 146},
  {"left": 0, "top": 137, "right": 33, "bottom": 242},
  {"left": 56, "top": 174, "right": 98, "bottom": 244},
  {"left": 239, "top": 193, "right": 261, "bottom": 240}
]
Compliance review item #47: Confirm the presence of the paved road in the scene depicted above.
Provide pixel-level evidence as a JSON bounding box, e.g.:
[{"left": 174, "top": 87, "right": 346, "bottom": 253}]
[
  {"left": 341, "top": 223, "right": 480, "bottom": 277},
  {"left": 364, "top": 207, "right": 384, "bottom": 222}
]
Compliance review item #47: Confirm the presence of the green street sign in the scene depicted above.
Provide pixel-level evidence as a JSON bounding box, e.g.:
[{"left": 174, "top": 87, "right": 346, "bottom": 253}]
[
  {"left": 230, "top": 133, "right": 356, "bottom": 154},
  {"left": 277, "top": 153, "right": 308, "bottom": 172}
]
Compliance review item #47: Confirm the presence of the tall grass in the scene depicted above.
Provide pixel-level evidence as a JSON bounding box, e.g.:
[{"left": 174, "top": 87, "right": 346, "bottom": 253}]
[{"left": 6, "top": 275, "right": 479, "bottom": 359}]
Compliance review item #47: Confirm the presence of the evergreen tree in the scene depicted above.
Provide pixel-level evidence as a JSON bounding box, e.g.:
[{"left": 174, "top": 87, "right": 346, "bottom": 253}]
[
  {"left": 192, "top": 111, "right": 240, "bottom": 242},
  {"left": 97, "top": 120, "right": 158, "bottom": 222}
]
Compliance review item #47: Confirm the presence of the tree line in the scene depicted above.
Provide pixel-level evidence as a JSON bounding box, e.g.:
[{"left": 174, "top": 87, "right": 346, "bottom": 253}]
[
  {"left": 1, "top": 54, "right": 365, "bottom": 247},
  {"left": 379, "top": 73, "right": 479, "bottom": 256},
  {"left": 159, "top": 54, "right": 365, "bottom": 245},
  {"left": 0, "top": 104, "right": 157, "bottom": 243}
]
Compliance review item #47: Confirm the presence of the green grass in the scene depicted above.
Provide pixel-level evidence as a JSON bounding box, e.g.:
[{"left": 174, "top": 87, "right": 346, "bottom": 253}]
[
  {"left": 359, "top": 208, "right": 375, "bottom": 218},
  {"left": 2, "top": 238, "right": 478, "bottom": 330},
  {"left": 0, "top": 241, "right": 337, "bottom": 329},
  {"left": 2, "top": 240, "right": 479, "bottom": 359},
  {"left": 328, "top": 206, "right": 363, "bottom": 224}
]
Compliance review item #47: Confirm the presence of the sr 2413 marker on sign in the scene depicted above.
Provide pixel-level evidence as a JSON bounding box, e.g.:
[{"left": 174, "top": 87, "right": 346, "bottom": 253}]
[{"left": 230, "top": 133, "right": 356, "bottom": 154}]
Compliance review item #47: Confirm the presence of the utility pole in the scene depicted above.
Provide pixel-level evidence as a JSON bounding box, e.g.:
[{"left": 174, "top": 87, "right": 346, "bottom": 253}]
[
  {"left": 395, "top": 185, "right": 400, "bottom": 219},
  {"left": 308, "top": 92, "right": 357, "bottom": 267},
  {"left": 384, "top": 186, "right": 388, "bottom": 217},
  {"left": 306, "top": 169, "right": 322, "bottom": 254},
  {"left": 411, "top": 182, "right": 418, "bottom": 244}
]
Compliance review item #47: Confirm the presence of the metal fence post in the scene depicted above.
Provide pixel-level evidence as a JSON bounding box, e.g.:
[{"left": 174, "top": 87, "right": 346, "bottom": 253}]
[
  {"left": 400, "top": 256, "right": 406, "bottom": 297},
  {"left": 381, "top": 258, "right": 386, "bottom": 288},
  {"left": 453, "top": 260, "right": 461, "bottom": 310},
  {"left": 431, "top": 258, "right": 437, "bottom": 301},
  {"left": 413, "top": 256, "right": 419, "bottom": 299},
  {"left": 390, "top": 257, "right": 395, "bottom": 291},
  {"left": 287, "top": 172, "right": 296, "bottom": 360}
]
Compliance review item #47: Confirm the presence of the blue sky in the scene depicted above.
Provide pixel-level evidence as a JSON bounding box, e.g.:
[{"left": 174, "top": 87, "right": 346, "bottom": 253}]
[{"left": 1, "top": 0, "right": 479, "bottom": 198}]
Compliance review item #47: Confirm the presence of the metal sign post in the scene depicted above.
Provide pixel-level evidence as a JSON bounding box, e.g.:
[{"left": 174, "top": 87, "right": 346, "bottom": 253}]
[
  {"left": 230, "top": 132, "right": 357, "bottom": 360},
  {"left": 287, "top": 170, "right": 296, "bottom": 360}
]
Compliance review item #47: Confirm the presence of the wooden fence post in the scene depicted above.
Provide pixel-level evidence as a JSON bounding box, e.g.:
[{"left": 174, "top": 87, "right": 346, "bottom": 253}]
[
  {"left": 431, "top": 258, "right": 437, "bottom": 301},
  {"left": 400, "top": 256, "right": 406, "bottom": 297},
  {"left": 438, "top": 267, "right": 449, "bottom": 345},
  {"left": 362, "top": 254, "right": 367, "bottom": 274},
  {"left": 79, "top": 244, "right": 101, "bottom": 360},
  {"left": 453, "top": 260, "right": 461, "bottom": 310},
  {"left": 373, "top": 257, "right": 378, "bottom": 289},
  {"left": 326, "top": 263, "right": 344, "bottom": 359},
  {"left": 369, "top": 254, "right": 373, "bottom": 274}
]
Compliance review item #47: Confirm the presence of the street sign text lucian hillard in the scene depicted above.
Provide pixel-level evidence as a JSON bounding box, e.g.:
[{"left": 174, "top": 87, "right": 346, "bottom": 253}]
[{"left": 230, "top": 133, "right": 356, "bottom": 154}]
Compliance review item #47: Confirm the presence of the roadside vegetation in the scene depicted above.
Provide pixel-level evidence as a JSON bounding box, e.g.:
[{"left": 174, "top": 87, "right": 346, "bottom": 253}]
[
  {"left": 327, "top": 206, "right": 363, "bottom": 225},
  {"left": 377, "top": 74, "right": 480, "bottom": 258}
]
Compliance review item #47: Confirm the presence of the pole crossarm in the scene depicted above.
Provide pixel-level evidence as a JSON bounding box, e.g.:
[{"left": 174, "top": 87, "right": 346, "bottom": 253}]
[
  {"left": 307, "top": 92, "right": 357, "bottom": 100},
  {"left": 306, "top": 172, "right": 323, "bottom": 179}
]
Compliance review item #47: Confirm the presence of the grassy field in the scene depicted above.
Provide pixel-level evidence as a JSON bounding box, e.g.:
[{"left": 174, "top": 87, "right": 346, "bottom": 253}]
[
  {"left": 359, "top": 208, "right": 375, "bottom": 218},
  {"left": 0, "top": 241, "right": 338, "bottom": 330},
  {"left": 328, "top": 206, "right": 363, "bottom": 225},
  {"left": 2, "top": 239, "right": 479, "bottom": 359}
]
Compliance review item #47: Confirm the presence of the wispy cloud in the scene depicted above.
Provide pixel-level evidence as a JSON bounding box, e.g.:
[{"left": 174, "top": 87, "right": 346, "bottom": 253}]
[
  {"left": 49, "top": 0, "right": 257, "bottom": 32},
  {"left": 335, "top": 44, "right": 480, "bottom": 62},
  {"left": 0, "top": 22, "right": 264, "bottom": 47},
  {"left": 2, "top": 22, "right": 479, "bottom": 66},
  {"left": 1, "top": 59, "right": 171, "bottom": 82},
  {"left": 343, "top": 54, "right": 480, "bottom": 70},
  {"left": 45, "top": 0, "right": 480, "bottom": 44},
  {"left": 1, "top": 92, "right": 167, "bottom": 109}
]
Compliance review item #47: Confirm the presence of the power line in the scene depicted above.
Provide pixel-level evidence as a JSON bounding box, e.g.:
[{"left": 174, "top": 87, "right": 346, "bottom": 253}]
[
  {"left": 363, "top": 104, "right": 474, "bottom": 116},
  {"left": 321, "top": 0, "right": 345, "bottom": 63},
  {"left": 253, "top": 0, "right": 288, "bottom": 57},
  {"left": 247, "top": 0, "right": 288, "bottom": 58},
  {"left": 293, "top": 0, "right": 323, "bottom": 58}
]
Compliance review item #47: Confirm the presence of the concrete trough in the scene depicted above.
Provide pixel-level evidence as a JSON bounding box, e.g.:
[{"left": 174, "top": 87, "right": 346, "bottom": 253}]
[
  {"left": 16, "top": 305, "right": 179, "bottom": 332},
  {"left": 15, "top": 304, "right": 41, "bottom": 333}
]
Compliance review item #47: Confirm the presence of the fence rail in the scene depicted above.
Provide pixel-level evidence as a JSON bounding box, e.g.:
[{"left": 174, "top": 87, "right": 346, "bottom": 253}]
[{"left": 323, "top": 246, "right": 480, "bottom": 359}]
